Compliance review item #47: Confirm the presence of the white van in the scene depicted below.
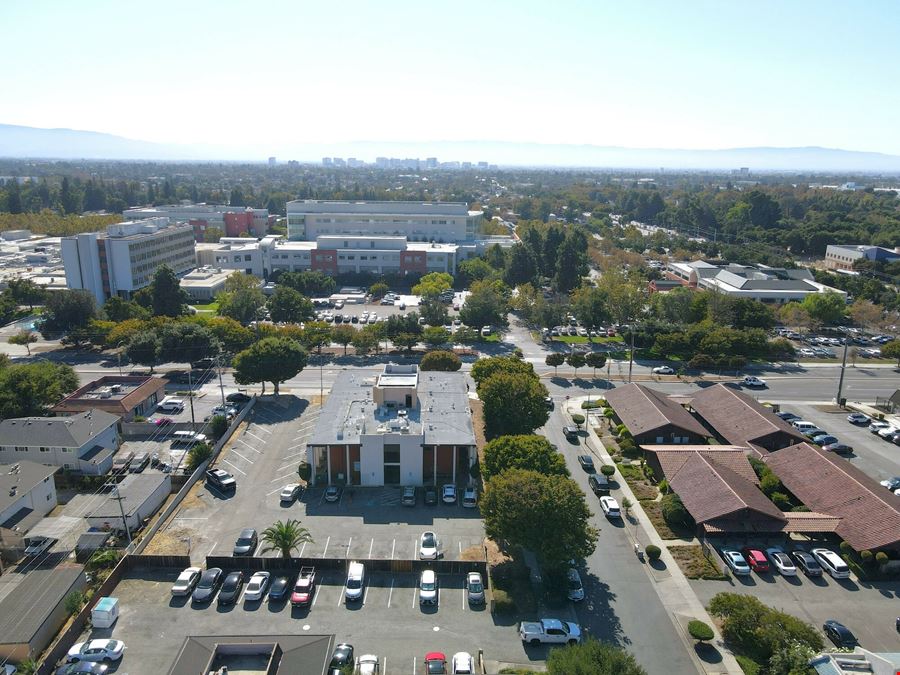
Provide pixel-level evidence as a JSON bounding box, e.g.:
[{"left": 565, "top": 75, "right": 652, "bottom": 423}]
[
  {"left": 171, "top": 431, "right": 207, "bottom": 446},
  {"left": 345, "top": 561, "right": 365, "bottom": 603},
  {"left": 811, "top": 548, "right": 850, "bottom": 579},
  {"left": 157, "top": 397, "right": 185, "bottom": 413},
  {"left": 791, "top": 421, "right": 818, "bottom": 433}
]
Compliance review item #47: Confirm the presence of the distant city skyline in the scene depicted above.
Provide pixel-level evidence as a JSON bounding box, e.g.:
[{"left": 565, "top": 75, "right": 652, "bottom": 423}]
[{"left": 1, "top": 1, "right": 899, "bottom": 156}]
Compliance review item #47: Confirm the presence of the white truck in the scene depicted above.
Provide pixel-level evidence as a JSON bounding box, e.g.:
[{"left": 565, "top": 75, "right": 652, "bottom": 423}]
[{"left": 518, "top": 618, "right": 583, "bottom": 645}]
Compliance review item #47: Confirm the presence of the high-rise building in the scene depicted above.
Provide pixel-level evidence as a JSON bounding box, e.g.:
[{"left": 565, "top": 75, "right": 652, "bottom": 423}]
[{"left": 62, "top": 218, "right": 195, "bottom": 302}]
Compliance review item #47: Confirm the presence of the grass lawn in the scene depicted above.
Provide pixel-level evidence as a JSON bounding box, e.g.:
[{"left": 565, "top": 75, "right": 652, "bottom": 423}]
[
  {"left": 641, "top": 500, "right": 681, "bottom": 540},
  {"left": 553, "top": 335, "right": 624, "bottom": 345},
  {"left": 481, "top": 333, "right": 501, "bottom": 343},
  {"left": 669, "top": 545, "right": 729, "bottom": 580},
  {"left": 190, "top": 301, "right": 219, "bottom": 312}
]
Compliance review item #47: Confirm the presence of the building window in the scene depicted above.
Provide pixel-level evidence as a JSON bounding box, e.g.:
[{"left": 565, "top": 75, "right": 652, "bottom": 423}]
[
  {"left": 15, "top": 446, "right": 27, "bottom": 452},
  {"left": 39, "top": 447, "right": 50, "bottom": 453},
  {"left": 384, "top": 444, "right": 401, "bottom": 464}
]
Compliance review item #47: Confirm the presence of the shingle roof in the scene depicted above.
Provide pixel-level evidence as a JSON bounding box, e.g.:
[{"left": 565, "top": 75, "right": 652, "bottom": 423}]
[
  {"left": 765, "top": 442, "right": 900, "bottom": 551},
  {"left": 0, "top": 565, "right": 84, "bottom": 644},
  {"left": 667, "top": 452, "right": 786, "bottom": 524},
  {"left": 690, "top": 384, "right": 807, "bottom": 450},
  {"left": 641, "top": 445, "right": 759, "bottom": 484},
  {"left": 605, "top": 383, "right": 709, "bottom": 439},
  {"left": 0, "top": 410, "right": 120, "bottom": 448},
  {"left": 0, "top": 461, "right": 58, "bottom": 514}
]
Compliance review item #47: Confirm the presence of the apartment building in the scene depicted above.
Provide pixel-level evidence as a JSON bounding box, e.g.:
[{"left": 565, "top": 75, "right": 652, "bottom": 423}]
[
  {"left": 62, "top": 218, "right": 196, "bottom": 302},
  {"left": 123, "top": 204, "right": 273, "bottom": 240}
]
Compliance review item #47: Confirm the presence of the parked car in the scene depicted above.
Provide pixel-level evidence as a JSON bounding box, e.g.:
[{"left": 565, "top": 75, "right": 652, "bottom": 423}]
[
  {"left": 226, "top": 392, "right": 252, "bottom": 404},
  {"left": 324, "top": 486, "right": 342, "bottom": 502},
  {"left": 450, "top": 652, "right": 475, "bottom": 674},
  {"left": 740, "top": 547, "right": 771, "bottom": 573},
  {"left": 267, "top": 574, "right": 293, "bottom": 602},
  {"left": 869, "top": 420, "right": 891, "bottom": 434},
  {"left": 877, "top": 425, "right": 899, "bottom": 440},
  {"left": 577, "top": 455, "right": 595, "bottom": 472},
  {"left": 191, "top": 567, "right": 224, "bottom": 603},
  {"left": 811, "top": 434, "right": 839, "bottom": 447},
  {"left": 170, "top": 567, "right": 202, "bottom": 596},
  {"left": 244, "top": 571, "right": 270, "bottom": 602},
  {"left": 720, "top": 549, "right": 751, "bottom": 575},
  {"left": 518, "top": 618, "right": 583, "bottom": 645},
  {"left": 419, "top": 531, "right": 440, "bottom": 560},
  {"left": 879, "top": 476, "right": 900, "bottom": 491},
  {"left": 588, "top": 473, "right": 610, "bottom": 496},
  {"left": 150, "top": 417, "right": 173, "bottom": 426},
  {"left": 66, "top": 640, "right": 126, "bottom": 663},
  {"left": 811, "top": 548, "right": 851, "bottom": 579},
  {"left": 823, "top": 620, "right": 858, "bottom": 647},
  {"left": 206, "top": 468, "right": 236, "bottom": 492},
  {"left": 232, "top": 528, "right": 258, "bottom": 556},
  {"left": 210, "top": 405, "right": 238, "bottom": 419},
  {"left": 823, "top": 442, "right": 853, "bottom": 455},
  {"left": 56, "top": 663, "right": 108, "bottom": 675},
  {"left": 23, "top": 536, "right": 56, "bottom": 557},
  {"left": 564, "top": 426, "right": 580, "bottom": 441},
  {"left": 462, "top": 486, "right": 477, "bottom": 508},
  {"left": 790, "top": 550, "right": 823, "bottom": 577},
  {"left": 111, "top": 451, "right": 135, "bottom": 474},
  {"left": 401, "top": 485, "right": 416, "bottom": 506},
  {"left": 419, "top": 569, "right": 438, "bottom": 605},
  {"left": 217, "top": 570, "right": 245, "bottom": 605},
  {"left": 345, "top": 561, "right": 365, "bottom": 603},
  {"left": 652, "top": 365, "right": 674, "bottom": 375},
  {"left": 566, "top": 566, "right": 585, "bottom": 602},
  {"left": 466, "top": 572, "right": 485, "bottom": 605},
  {"left": 280, "top": 484, "right": 302, "bottom": 503},
  {"left": 327, "top": 643, "right": 354, "bottom": 675},
  {"left": 742, "top": 376, "right": 767, "bottom": 387},
  {"left": 442, "top": 484, "right": 457, "bottom": 504},
  {"left": 775, "top": 411, "right": 801, "bottom": 422},
  {"left": 846, "top": 412, "right": 870, "bottom": 425},
  {"left": 424, "top": 486, "right": 438, "bottom": 505},
  {"left": 355, "top": 654, "right": 380, "bottom": 674},
  {"left": 544, "top": 395, "right": 554, "bottom": 409},
  {"left": 599, "top": 496, "right": 621, "bottom": 518},
  {"left": 764, "top": 547, "right": 797, "bottom": 576},
  {"left": 291, "top": 567, "right": 316, "bottom": 606}
]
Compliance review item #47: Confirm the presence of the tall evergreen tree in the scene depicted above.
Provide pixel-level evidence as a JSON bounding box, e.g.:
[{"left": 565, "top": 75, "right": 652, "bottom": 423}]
[{"left": 149, "top": 265, "right": 187, "bottom": 317}]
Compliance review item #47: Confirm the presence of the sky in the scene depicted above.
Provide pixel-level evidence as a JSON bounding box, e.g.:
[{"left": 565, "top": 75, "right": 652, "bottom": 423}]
[{"left": 2, "top": 0, "right": 900, "bottom": 156}]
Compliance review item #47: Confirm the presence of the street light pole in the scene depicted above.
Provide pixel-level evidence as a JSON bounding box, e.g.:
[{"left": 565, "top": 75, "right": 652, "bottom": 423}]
[{"left": 835, "top": 340, "right": 849, "bottom": 405}]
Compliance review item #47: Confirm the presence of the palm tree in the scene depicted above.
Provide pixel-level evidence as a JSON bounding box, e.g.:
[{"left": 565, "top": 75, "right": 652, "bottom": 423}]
[{"left": 260, "top": 519, "right": 314, "bottom": 559}]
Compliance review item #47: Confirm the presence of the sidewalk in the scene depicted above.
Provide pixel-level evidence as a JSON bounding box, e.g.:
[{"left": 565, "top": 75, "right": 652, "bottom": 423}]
[{"left": 567, "top": 396, "right": 743, "bottom": 675}]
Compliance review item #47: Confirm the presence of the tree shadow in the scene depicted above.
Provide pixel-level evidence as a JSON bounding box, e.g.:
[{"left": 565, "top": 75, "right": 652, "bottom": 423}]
[
  {"left": 694, "top": 642, "right": 723, "bottom": 664},
  {"left": 577, "top": 576, "right": 629, "bottom": 647}
]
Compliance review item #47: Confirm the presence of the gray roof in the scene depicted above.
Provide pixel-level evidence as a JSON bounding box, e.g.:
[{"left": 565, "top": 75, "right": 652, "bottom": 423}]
[
  {"left": 0, "top": 566, "right": 84, "bottom": 645},
  {"left": 309, "top": 369, "right": 475, "bottom": 447},
  {"left": 0, "top": 410, "right": 120, "bottom": 448},
  {"left": 168, "top": 634, "right": 334, "bottom": 675},
  {"left": 87, "top": 474, "right": 169, "bottom": 519},
  {"left": 287, "top": 199, "right": 470, "bottom": 216},
  {"left": 0, "top": 461, "right": 58, "bottom": 514}
]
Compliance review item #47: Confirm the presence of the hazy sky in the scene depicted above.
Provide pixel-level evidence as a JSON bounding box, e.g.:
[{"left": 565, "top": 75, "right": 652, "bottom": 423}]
[{"left": 3, "top": 0, "right": 899, "bottom": 154}]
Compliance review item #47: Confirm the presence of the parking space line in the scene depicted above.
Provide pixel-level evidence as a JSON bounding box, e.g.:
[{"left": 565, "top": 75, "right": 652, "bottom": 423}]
[
  {"left": 412, "top": 657, "right": 416, "bottom": 673},
  {"left": 236, "top": 438, "right": 262, "bottom": 454},
  {"left": 266, "top": 486, "right": 284, "bottom": 496},
  {"left": 229, "top": 449, "right": 254, "bottom": 464},
  {"left": 411, "top": 585, "right": 417, "bottom": 607},
  {"left": 459, "top": 541, "right": 462, "bottom": 556},
  {"left": 245, "top": 430, "right": 266, "bottom": 443},
  {"left": 383, "top": 658, "right": 387, "bottom": 674},
  {"left": 285, "top": 445, "right": 305, "bottom": 453},
  {"left": 368, "top": 538, "right": 374, "bottom": 559},
  {"left": 207, "top": 542, "right": 217, "bottom": 556},
  {"left": 388, "top": 577, "right": 394, "bottom": 607},
  {"left": 438, "top": 586, "right": 441, "bottom": 607},
  {"left": 312, "top": 584, "right": 320, "bottom": 606},
  {"left": 249, "top": 425, "right": 272, "bottom": 435},
  {"left": 271, "top": 472, "right": 298, "bottom": 483},
  {"left": 346, "top": 537, "right": 352, "bottom": 559},
  {"left": 390, "top": 539, "right": 396, "bottom": 559},
  {"left": 299, "top": 541, "right": 307, "bottom": 558},
  {"left": 222, "top": 460, "right": 246, "bottom": 475},
  {"left": 412, "top": 537, "right": 416, "bottom": 559},
  {"left": 336, "top": 584, "right": 344, "bottom": 606},
  {"left": 363, "top": 583, "right": 369, "bottom": 606},
  {"left": 322, "top": 536, "right": 330, "bottom": 558},
  {"left": 277, "top": 463, "right": 299, "bottom": 473}
]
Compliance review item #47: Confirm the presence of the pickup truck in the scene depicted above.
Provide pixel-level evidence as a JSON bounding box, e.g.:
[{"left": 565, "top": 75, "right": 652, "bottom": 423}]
[
  {"left": 291, "top": 566, "right": 316, "bottom": 606},
  {"left": 518, "top": 618, "right": 583, "bottom": 645}
]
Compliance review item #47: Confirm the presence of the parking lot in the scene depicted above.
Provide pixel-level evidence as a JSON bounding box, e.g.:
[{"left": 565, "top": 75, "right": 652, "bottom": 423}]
[
  {"left": 156, "top": 396, "right": 486, "bottom": 564},
  {"left": 85, "top": 565, "right": 527, "bottom": 675}
]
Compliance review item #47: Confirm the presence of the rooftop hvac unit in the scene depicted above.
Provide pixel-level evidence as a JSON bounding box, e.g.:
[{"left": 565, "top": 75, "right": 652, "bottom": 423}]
[{"left": 109, "top": 384, "right": 122, "bottom": 393}]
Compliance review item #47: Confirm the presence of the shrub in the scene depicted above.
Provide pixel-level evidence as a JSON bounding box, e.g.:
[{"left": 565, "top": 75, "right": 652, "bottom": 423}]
[
  {"left": 860, "top": 550, "right": 874, "bottom": 564},
  {"left": 570, "top": 413, "right": 585, "bottom": 426},
  {"left": 689, "top": 353, "right": 715, "bottom": 369},
  {"left": 133, "top": 415, "right": 146, "bottom": 423},
  {"left": 420, "top": 349, "right": 462, "bottom": 371},
  {"left": 297, "top": 462, "right": 311, "bottom": 482},
  {"left": 615, "top": 423, "right": 630, "bottom": 437},
  {"left": 770, "top": 491, "right": 792, "bottom": 510},
  {"left": 759, "top": 473, "right": 782, "bottom": 496},
  {"left": 658, "top": 479, "right": 669, "bottom": 494},
  {"left": 688, "top": 619, "right": 714, "bottom": 642},
  {"left": 876, "top": 551, "right": 889, "bottom": 566},
  {"left": 600, "top": 465, "right": 616, "bottom": 478},
  {"left": 645, "top": 544, "right": 661, "bottom": 561},
  {"left": 185, "top": 442, "right": 213, "bottom": 472},
  {"left": 210, "top": 414, "right": 229, "bottom": 440},
  {"left": 661, "top": 493, "right": 693, "bottom": 529},
  {"left": 581, "top": 399, "right": 606, "bottom": 409},
  {"left": 643, "top": 466, "right": 655, "bottom": 481},
  {"left": 839, "top": 541, "right": 853, "bottom": 556},
  {"left": 64, "top": 590, "right": 85, "bottom": 616},
  {"left": 492, "top": 589, "right": 517, "bottom": 614},
  {"left": 619, "top": 439, "right": 641, "bottom": 459}
]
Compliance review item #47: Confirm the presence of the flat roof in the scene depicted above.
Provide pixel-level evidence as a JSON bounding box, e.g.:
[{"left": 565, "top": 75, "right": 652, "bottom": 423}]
[
  {"left": 87, "top": 474, "right": 169, "bottom": 519},
  {"left": 287, "top": 199, "right": 472, "bottom": 216},
  {"left": 52, "top": 376, "right": 165, "bottom": 414},
  {"left": 168, "top": 634, "right": 334, "bottom": 675},
  {"left": 0, "top": 566, "right": 84, "bottom": 645}
]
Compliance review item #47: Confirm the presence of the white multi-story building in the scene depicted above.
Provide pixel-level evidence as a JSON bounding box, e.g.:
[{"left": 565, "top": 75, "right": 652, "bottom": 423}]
[
  {"left": 62, "top": 218, "right": 196, "bottom": 302},
  {"left": 0, "top": 461, "right": 59, "bottom": 532},
  {"left": 123, "top": 204, "right": 272, "bottom": 239}
]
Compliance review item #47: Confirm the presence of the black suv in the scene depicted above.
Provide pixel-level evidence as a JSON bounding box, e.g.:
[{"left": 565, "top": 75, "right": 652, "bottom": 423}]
[
  {"left": 206, "top": 468, "right": 236, "bottom": 491},
  {"left": 233, "top": 528, "right": 258, "bottom": 556}
]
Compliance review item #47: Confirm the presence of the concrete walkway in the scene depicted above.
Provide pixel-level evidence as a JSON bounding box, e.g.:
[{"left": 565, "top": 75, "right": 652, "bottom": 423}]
[{"left": 567, "top": 396, "right": 743, "bottom": 675}]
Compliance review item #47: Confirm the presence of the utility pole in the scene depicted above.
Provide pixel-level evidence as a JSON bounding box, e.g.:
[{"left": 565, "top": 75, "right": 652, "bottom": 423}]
[
  {"left": 187, "top": 368, "right": 196, "bottom": 428},
  {"left": 111, "top": 486, "right": 132, "bottom": 546},
  {"left": 627, "top": 324, "right": 636, "bottom": 384},
  {"left": 835, "top": 340, "right": 849, "bottom": 405},
  {"left": 217, "top": 354, "right": 226, "bottom": 407}
]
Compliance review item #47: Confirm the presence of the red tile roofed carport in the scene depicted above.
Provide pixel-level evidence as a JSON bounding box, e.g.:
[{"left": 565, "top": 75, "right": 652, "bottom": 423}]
[{"left": 765, "top": 442, "right": 900, "bottom": 552}]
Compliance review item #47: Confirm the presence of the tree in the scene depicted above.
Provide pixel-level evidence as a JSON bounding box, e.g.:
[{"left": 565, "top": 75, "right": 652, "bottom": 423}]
[
  {"left": 384, "top": 312, "right": 422, "bottom": 339},
  {"left": 267, "top": 286, "right": 314, "bottom": 324},
  {"left": 481, "top": 469, "right": 597, "bottom": 567},
  {"left": 719, "top": 297, "right": 775, "bottom": 330},
  {"left": 158, "top": 322, "right": 219, "bottom": 365},
  {"left": 8, "top": 330, "right": 37, "bottom": 355},
  {"left": 331, "top": 324, "right": 356, "bottom": 355},
  {"left": 103, "top": 296, "right": 148, "bottom": 322},
  {"left": 645, "top": 544, "right": 661, "bottom": 561},
  {"left": 150, "top": 265, "right": 188, "bottom": 317},
  {"left": 125, "top": 331, "right": 162, "bottom": 371},
  {"left": 209, "top": 415, "right": 229, "bottom": 440},
  {"left": 458, "top": 257, "right": 500, "bottom": 284},
  {"left": 482, "top": 435, "right": 569, "bottom": 480},
  {"left": 5, "top": 278, "right": 47, "bottom": 310},
  {"left": 660, "top": 493, "right": 693, "bottom": 529},
  {"left": 186, "top": 442, "right": 213, "bottom": 471},
  {"left": 260, "top": 519, "right": 314, "bottom": 558},
  {"left": 546, "top": 639, "right": 646, "bottom": 675},
  {"left": 454, "top": 326, "right": 479, "bottom": 344},
  {"left": 420, "top": 350, "right": 462, "bottom": 371},
  {"left": 883, "top": 340, "right": 900, "bottom": 366},
  {"left": 40, "top": 289, "right": 98, "bottom": 337},
  {"left": 64, "top": 590, "right": 86, "bottom": 616},
  {"left": 650, "top": 287, "right": 696, "bottom": 324},
  {"left": 206, "top": 317, "right": 254, "bottom": 354},
  {"left": 597, "top": 271, "right": 645, "bottom": 326},
  {"left": 368, "top": 281, "right": 389, "bottom": 299},
  {"left": 777, "top": 302, "right": 811, "bottom": 334},
  {"left": 218, "top": 285, "right": 267, "bottom": 325},
  {"left": 0, "top": 361, "right": 78, "bottom": 419},
  {"left": 546, "top": 352, "right": 565, "bottom": 375},
  {"left": 233, "top": 337, "right": 308, "bottom": 395},
  {"left": 566, "top": 352, "right": 586, "bottom": 377},
  {"left": 585, "top": 352, "right": 606, "bottom": 378},
  {"left": 848, "top": 298, "right": 882, "bottom": 329},
  {"left": 422, "top": 326, "right": 450, "bottom": 349},
  {"left": 459, "top": 279, "right": 509, "bottom": 329},
  {"left": 419, "top": 298, "right": 449, "bottom": 326},
  {"left": 688, "top": 620, "right": 714, "bottom": 643},
  {"left": 277, "top": 270, "right": 336, "bottom": 297},
  {"left": 801, "top": 292, "right": 846, "bottom": 327},
  {"left": 299, "top": 321, "right": 332, "bottom": 354},
  {"left": 479, "top": 372, "right": 549, "bottom": 438},
  {"left": 570, "top": 285, "right": 610, "bottom": 329},
  {"left": 553, "top": 231, "right": 589, "bottom": 293},
  {"left": 351, "top": 327, "right": 377, "bottom": 355},
  {"left": 392, "top": 332, "right": 420, "bottom": 352},
  {"left": 503, "top": 244, "right": 538, "bottom": 287},
  {"left": 412, "top": 272, "right": 453, "bottom": 299},
  {"left": 472, "top": 355, "right": 535, "bottom": 386}
]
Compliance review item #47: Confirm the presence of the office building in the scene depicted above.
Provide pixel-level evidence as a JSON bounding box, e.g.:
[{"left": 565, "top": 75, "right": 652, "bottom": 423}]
[
  {"left": 179, "top": 266, "right": 233, "bottom": 301},
  {"left": 62, "top": 218, "right": 195, "bottom": 302},
  {"left": 123, "top": 204, "right": 273, "bottom": 240},
  {"left": 824, "top": 244, "right": 900, "bottom": 271},
  {"left": 307, "top": 364, "right": 477, "bottom": 487}
]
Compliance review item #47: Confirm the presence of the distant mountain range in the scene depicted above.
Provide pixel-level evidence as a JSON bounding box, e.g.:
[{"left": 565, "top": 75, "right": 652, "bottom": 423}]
[{"left": 3, "top": 123, "right": 900, "bottom": 172}]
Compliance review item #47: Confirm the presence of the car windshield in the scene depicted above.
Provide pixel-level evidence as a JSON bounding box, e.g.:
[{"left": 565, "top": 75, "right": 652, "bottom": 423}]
[
  {"left": 468, "top": 580, "right": 483, "bottom": 592},
  {"left": 423, "top": 534, "right": 435, "bottom": 547},
  {"left": 223, "top": 577, "right": 239, "bottom": 590},
  {"left": 422, "top": 580, "right": 435, "bottom": 591},
  {"left": 347, "top": 578, "right": 361, "bottom": 589},
  {"left": 236, "top": 537, "right": 253, "bottom": 545},
  {"left": 198, "top": 573, "right": 216, "bottom": 587},
  {"left": 568, "top": 578, "right": 582, "bottom": 590},
  {"left": 426, "top": 661, "right": 445, "bottom": 674}
]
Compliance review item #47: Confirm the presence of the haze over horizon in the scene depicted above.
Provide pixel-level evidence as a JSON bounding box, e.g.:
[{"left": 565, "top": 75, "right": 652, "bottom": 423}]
[{"left": 2, "top": 0, "right": 899, "bottom": 161}]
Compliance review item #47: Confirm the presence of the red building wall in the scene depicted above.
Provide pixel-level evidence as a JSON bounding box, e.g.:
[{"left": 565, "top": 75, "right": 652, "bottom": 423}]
[
  {"left": 223, "top": 212, "right": 254, "bottom": 238},
  {"left": 400, "top": 251, "right": 427, "bottom": 275},
  {"left": 311, "top": 249, "right": 338, "bottom": 273}
]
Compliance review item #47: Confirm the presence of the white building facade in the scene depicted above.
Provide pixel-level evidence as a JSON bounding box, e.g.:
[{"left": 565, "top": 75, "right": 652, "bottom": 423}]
[{"left": 62, "top": 218, "right": 196, "bottom": 302}]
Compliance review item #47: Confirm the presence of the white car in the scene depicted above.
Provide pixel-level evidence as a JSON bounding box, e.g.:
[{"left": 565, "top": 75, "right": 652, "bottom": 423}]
[
  {"left": 442, "top": 484, "right": 457, "bottom": 504},
  {"left": 67, "top": 640, "right": 126, "bottom": 663},
  {"left": 742, "top": 376, "right": 767, "bottom": 387},
  {"left": 599, "top": 496, "right": 621, "bottom": 518},
  {"left": 419, "top": 531, "right": 440, "bottom": 560},
  {"left": 355, "top": 654, "right": 380, "bottom": 674},
  {"left": 23, "top": 536, "right": 56, "bottom": 557},
  {"left": 451, "top": 652, "right": 475, "bottom": 674},
  {"left": 869, "top": 420, "right": 891, "bottom": 434},
  {"left": 244, "top": 571, "right": 270, "bottom": 601},
  {"left": 720, "top": 549, "right": 751, "bottom": 575},
  {"left": 279, "top": 483, "right": 302, "bottom": 502},
  {"left": 462, "top": 486, "right": 477, "bottom": 508},
  {"left": 210, "top": 405, "right": 237, "bottom": 418},
  {"left": 798, "top": 347, "right": 816, "bottom": 357},
  {"left": 170, "top": 566, "right": 202, "bottom": 596},
  {"left": 419, "top": 569, "right": 438, "bottom": 605},
  {"left": 764, "top": 547, "right": 797, "bottom": 576},
  {"left": 846, "top": 412, "right": 870, "bottom": 425},
  {"left": 877, "top": 425, "right": 899, "bottom": 439},
  {"left": 652, "top": 366, "right": 674, "bottom": 375}
]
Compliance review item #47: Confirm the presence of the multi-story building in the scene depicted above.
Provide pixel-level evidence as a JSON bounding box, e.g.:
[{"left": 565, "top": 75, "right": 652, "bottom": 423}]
[
  {"left": 0, "top": 461, "right": 59, "bottom": 533},
  {"left": 123, "top": 204, "right": 273, "bottom": 240},
  {"left": 61, "top": 218, "right": 195, "bottom": 302},
  {"left": 824, "top": 244, "right": 900, "bottom": 271},
  {"left": 307, "top": 364, "right": 476, "bottom": 487},
  {"left": 50, "top": 375, "right": 166, "bottom": 422}
]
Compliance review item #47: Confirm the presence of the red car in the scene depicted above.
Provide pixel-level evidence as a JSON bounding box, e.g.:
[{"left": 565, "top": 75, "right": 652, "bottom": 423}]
[
  {"left": 290, "top": 568, "right": 316, "bottom": 607},
  {"left": 424, "top": 652, "right": 447, "bottom": 674},
  {"left": 741, "top": 547, "right": 771, "bottom": 573},
  {"left": 151, "top": 417, "right": 173, "bottom": 426}
]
